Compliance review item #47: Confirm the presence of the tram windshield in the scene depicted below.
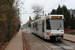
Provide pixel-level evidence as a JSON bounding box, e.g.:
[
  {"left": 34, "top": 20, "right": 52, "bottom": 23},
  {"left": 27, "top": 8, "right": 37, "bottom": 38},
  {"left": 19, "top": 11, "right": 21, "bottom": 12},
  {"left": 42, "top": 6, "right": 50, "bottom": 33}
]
[{"left": 46, "top": 19, "right": 64, "bottom": 30}]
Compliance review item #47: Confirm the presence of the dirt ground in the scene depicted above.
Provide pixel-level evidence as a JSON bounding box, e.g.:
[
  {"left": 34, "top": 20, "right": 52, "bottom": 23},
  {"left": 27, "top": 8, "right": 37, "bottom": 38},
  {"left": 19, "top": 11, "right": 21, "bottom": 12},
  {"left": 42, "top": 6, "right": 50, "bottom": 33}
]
[{"left": 22, "top": 31, "right": 48, "bottom": 50}]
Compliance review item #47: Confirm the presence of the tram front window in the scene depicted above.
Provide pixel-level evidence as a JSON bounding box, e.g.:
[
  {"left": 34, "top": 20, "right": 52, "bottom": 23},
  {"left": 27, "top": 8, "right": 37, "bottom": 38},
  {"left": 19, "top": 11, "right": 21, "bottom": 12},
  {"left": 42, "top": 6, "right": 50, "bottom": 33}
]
[{"left": 50, "top": 19, "right": 64, "bottom": 30}]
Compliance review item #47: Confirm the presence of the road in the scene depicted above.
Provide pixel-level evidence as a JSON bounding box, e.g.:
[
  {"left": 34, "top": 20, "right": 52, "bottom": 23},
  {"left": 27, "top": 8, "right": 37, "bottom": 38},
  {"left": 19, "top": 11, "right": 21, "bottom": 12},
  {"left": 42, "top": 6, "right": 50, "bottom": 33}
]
[{"left": 22, "top": 28, "right": 75, "bottom": 50}]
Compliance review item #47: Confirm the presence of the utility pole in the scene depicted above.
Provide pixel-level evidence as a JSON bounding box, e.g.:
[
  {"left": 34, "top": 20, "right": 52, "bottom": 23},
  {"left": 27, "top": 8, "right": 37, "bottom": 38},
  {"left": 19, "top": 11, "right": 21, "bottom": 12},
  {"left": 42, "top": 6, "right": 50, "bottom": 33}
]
[{"left": 42, "top": 11, "right": 44, "bottom": 16}]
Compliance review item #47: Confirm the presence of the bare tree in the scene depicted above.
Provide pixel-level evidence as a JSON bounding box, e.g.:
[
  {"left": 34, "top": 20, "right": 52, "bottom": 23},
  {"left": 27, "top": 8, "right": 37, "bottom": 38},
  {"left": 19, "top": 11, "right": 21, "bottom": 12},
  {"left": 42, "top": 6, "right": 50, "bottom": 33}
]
[{"left": 31, "top": 4, "right": 43, "bottom": 17}]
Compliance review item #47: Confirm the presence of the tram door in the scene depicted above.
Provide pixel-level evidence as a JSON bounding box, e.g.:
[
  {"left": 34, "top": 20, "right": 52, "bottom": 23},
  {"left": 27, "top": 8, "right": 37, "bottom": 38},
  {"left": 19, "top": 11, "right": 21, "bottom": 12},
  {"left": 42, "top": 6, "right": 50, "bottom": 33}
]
[
  {"left": 42, "top": 20, "right": 44, "bottom": 37},
  {"left": 36, "top": 22, "right": 37, "bottom": 34}
]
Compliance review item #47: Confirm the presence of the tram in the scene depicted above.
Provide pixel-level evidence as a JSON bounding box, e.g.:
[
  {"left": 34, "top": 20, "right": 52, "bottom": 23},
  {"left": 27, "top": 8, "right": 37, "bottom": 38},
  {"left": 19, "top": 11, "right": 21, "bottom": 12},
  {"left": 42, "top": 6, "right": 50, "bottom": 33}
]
[{"left": 31, "top": 15, "right": 64, "bottom": 41}]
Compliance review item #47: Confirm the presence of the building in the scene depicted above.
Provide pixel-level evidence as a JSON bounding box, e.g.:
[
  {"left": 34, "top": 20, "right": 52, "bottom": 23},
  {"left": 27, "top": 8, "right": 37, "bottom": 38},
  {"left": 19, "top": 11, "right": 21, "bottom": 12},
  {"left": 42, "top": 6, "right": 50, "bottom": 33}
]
[{"left": 69, "top": 9, "right": 75, "bottom": 17}]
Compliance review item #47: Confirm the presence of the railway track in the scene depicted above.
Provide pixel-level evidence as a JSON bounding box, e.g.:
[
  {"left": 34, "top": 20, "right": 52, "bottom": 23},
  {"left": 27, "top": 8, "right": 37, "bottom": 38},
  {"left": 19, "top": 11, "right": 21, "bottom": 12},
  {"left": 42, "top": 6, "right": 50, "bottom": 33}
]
[
  {"left": 31, "top": 33, "right": 52, "bottom": 50},
  {"left": 31, "top": 33, "right": 75, "bottom": 50}
]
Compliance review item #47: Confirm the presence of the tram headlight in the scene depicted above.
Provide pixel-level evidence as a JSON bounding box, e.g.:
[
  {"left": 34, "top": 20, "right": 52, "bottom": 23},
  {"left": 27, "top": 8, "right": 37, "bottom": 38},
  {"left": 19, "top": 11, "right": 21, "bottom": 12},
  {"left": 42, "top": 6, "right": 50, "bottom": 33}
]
[
  {"left": 62, "top": 34, "right": 64, "bottom": 35},
  {"left": 46, "top": 32, "right": 50, "bottom": 35}
]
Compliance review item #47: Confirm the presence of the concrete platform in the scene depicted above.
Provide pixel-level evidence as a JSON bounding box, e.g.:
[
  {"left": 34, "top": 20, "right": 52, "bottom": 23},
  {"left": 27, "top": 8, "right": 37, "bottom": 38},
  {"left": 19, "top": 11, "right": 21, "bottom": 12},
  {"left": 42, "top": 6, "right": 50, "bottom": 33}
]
[{"left": 64, "top": 34, "right": 75, "bottom": 42}]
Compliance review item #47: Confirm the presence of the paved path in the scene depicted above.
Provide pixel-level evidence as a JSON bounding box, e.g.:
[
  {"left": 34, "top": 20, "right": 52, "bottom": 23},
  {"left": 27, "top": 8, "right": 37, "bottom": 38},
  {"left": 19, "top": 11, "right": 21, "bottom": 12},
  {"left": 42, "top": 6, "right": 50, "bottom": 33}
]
[
  {"left": 5, "top": 29, "right": 23, "bottom": 50},
  {"left": 64, "top": 34, "right": 75, "bottom": 42}
]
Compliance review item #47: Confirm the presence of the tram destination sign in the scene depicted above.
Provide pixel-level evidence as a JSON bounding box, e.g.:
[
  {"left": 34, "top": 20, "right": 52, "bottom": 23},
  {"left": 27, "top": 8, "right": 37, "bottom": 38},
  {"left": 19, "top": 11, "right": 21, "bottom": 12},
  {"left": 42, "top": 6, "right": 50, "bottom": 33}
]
[{"left": 51, "top": 16, "right": 62, "bottom": 19}]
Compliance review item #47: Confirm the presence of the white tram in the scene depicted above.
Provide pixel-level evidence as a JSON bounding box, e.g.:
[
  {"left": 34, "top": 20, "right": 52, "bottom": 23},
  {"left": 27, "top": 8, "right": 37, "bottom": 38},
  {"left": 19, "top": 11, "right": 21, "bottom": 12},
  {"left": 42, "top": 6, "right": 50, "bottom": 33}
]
[{"left": 31, "top": 15, "right": 64, "bottom": 41}]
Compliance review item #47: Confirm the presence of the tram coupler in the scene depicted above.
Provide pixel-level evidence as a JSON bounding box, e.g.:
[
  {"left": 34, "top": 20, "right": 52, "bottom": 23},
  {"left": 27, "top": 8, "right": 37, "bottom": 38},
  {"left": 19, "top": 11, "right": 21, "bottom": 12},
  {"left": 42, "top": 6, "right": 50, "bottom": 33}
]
[{"left": 56, "top": 37, "right": 62, "bottom": 41}]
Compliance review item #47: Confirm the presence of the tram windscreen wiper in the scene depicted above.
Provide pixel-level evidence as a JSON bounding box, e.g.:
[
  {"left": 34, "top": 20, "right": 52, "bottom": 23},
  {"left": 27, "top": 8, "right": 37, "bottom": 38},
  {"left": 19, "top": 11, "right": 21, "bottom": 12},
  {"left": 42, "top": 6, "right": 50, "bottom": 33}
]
[{"left": 57, "top": 23, "right": 61, "bottom": 30}]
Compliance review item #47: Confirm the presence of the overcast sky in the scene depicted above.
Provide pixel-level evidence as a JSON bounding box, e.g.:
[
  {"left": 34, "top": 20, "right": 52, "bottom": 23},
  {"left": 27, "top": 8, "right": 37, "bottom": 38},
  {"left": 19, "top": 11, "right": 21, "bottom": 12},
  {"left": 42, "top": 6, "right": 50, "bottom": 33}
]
[{"left": 17, "top": 0, "right": 75, "bottom": 25}]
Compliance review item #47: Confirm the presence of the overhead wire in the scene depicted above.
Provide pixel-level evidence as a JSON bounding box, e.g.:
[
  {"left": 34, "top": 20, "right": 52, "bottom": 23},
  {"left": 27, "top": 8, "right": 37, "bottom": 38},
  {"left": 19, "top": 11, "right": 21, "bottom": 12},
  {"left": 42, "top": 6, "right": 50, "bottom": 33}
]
[
  {"left": 20, "top": 12, "right": 33, "bottom": 14},
  {"left": 59, "top": 0, "right": 66, "bottom": 5},
  {"left": 18, "top": 0, "right": 26, "bottom": 15},
  {"left": 41, "top": 0, "right": 48, "bottom": 6},
  {"left": 44, "top": 0, "right": 62, "bottom": 12}
]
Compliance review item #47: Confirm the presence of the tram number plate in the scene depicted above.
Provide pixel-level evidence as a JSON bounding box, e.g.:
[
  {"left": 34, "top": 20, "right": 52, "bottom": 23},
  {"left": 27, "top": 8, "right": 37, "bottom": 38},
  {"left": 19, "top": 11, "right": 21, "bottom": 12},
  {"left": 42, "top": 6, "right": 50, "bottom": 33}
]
[{"left": 57, "top": 37, "right": 62, "bottom": 39}]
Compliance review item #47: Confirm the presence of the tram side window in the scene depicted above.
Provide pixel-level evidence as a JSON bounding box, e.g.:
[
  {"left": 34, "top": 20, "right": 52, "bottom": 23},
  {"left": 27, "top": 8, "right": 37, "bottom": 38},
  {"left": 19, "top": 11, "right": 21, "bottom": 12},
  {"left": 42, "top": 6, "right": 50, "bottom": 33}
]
[
  {"left": 42, "top": 20, "right": 44, "bottom": 32},
  {"left": 30, "top": 24, "right": 33, "bottom": 29},
  {"left": 33, "top": 23, "right": 34, "bottom": 29},
  {"left": 36, "top": 22, "right": 38, "bottom": 30},
  {"left": 34, "top": 23, "right": 36, "bottom": 28},
  {"left": 46, "top": 19, "right": 51, "bottom": 29},
  {"left": 32, "top": 24, "right": 34, "bottom": 29}
]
